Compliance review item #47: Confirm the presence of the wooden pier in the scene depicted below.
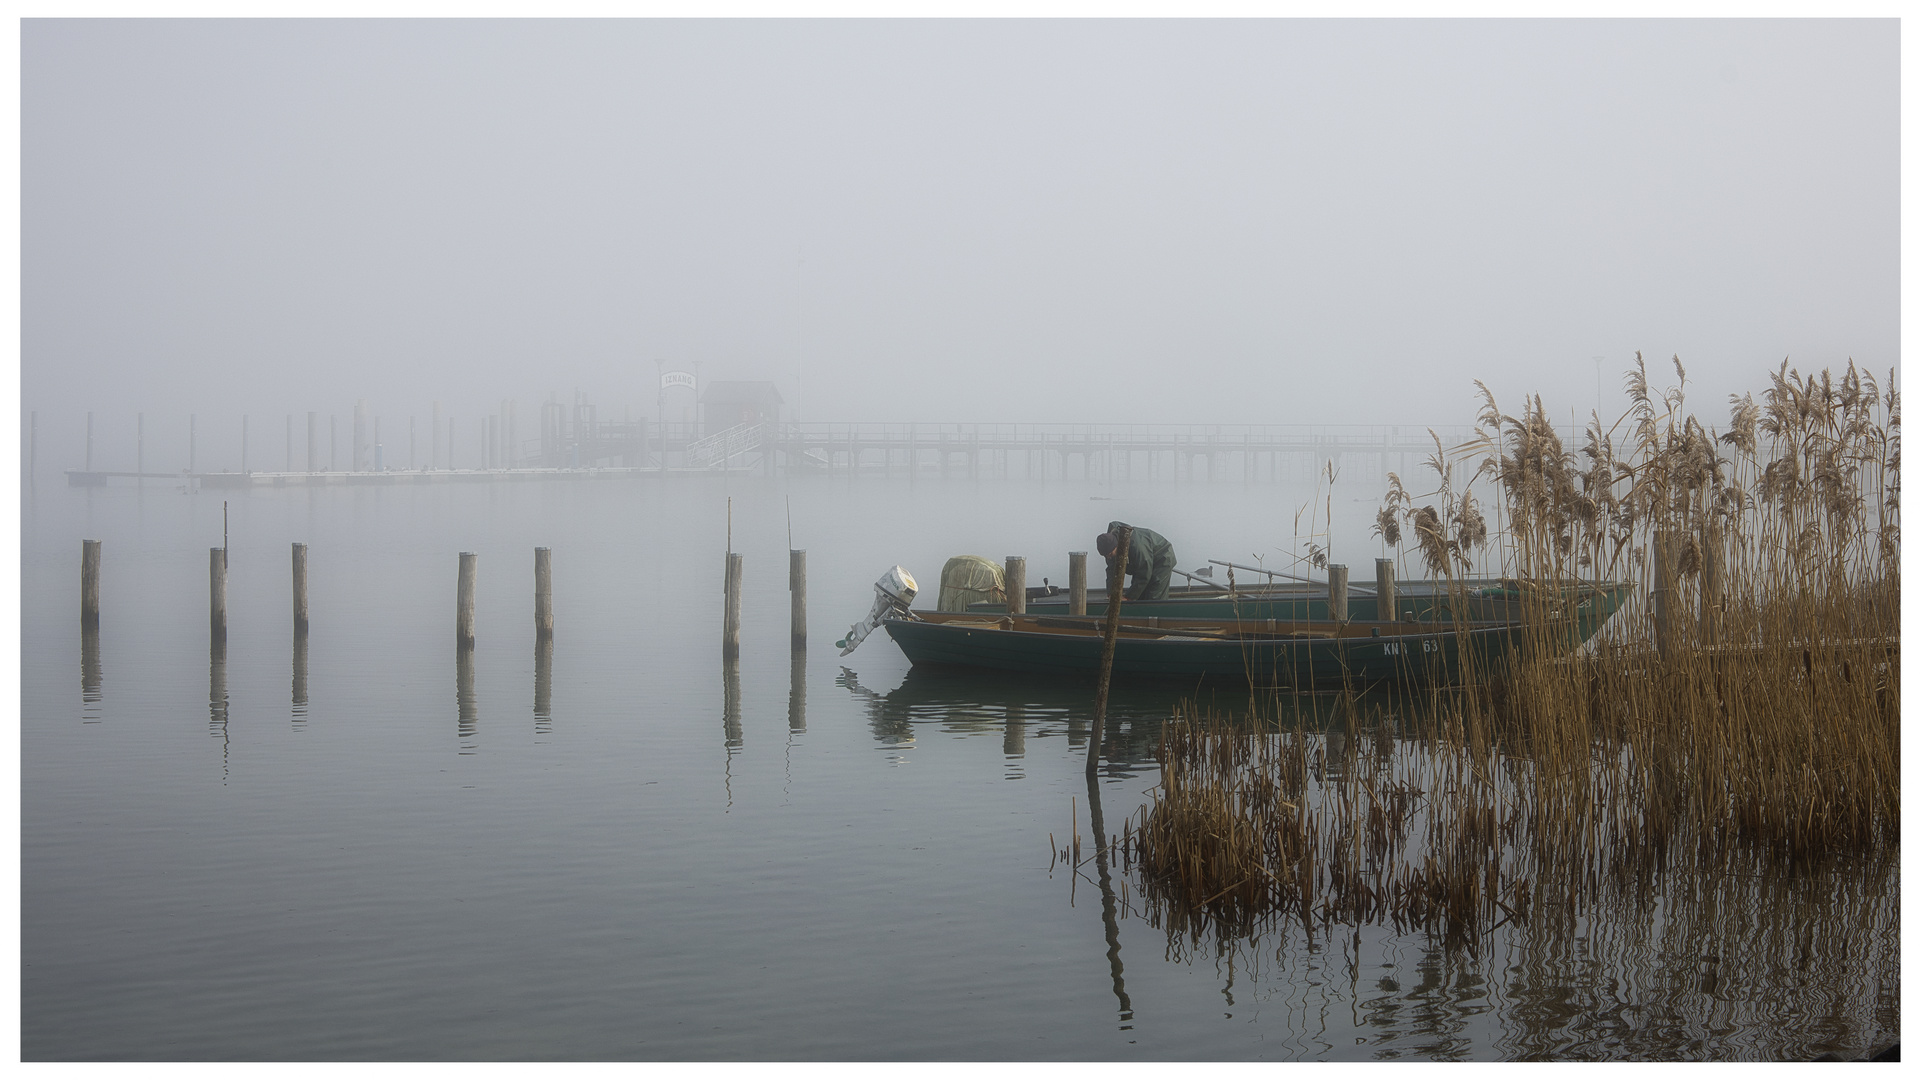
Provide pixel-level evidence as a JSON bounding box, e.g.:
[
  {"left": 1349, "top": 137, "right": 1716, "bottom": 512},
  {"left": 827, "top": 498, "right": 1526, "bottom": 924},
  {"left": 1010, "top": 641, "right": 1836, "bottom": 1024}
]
[{"left": 59, "top": 421, "right": 1473, "bottom": 487}]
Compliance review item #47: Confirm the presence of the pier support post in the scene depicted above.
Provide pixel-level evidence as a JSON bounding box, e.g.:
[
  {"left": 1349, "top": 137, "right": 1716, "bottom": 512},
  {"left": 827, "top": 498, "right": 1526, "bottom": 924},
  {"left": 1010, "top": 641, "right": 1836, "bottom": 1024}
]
[
  {"left": 1328, "top": 564, "right": 1349, "bottom": 623},
  {"left": 722, "top": 552, "right": 743, "bottom": 659},
  {"left": 1374, "top": 558, "right": 1396, "bottom": 621},
  {"left": 1005, "top": 556, "right": 1027, "bottom": 615},
  {"left": 209, "top": 547, "right": 227, "bottom": 643},
  {"left": 1068, "top": 551, "right": 1088, "bottom": 616},
  {"left": 534, "top": 547, "right": 553, "bottom": 640},
  {"left": 292, "top": 543, "right": 309, "bottom": 634},
  {"left": 457, "top": 552, "right": 478, "bottom": 649},
  {"left": 81, "top": 539, "right": 101, "bottom": 628},
  {"left": 789, "top": 549, "right": 807, "bottom": 648}
]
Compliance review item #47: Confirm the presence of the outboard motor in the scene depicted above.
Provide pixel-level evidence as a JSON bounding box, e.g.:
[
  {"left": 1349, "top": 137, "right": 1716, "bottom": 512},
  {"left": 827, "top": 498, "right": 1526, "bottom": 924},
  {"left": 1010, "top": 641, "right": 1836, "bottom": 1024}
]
[{"left": 838, "top": 565, "right": 918, "bottom": 656}]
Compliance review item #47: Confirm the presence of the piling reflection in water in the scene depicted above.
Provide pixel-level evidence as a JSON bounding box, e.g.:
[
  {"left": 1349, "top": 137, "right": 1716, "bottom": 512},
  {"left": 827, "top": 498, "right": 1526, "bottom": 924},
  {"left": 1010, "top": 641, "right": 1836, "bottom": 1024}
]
[
  {"left": 455, "top": 648, "right": 477, "bottom": 753},
  {"left": 291, "top": 631, "right": 309, "bottom": 724},
  {"left": 209, "top": 639, "right": 229, "bottom": 781},
  {"left": 786, "top": 652, "right": 806, "bottom": 734},
  {"left": 80, "top": 625, "right": 102, "bottom": 724},
  {"left": 533, "top": 636, "right": 553, "bottom": 734}
]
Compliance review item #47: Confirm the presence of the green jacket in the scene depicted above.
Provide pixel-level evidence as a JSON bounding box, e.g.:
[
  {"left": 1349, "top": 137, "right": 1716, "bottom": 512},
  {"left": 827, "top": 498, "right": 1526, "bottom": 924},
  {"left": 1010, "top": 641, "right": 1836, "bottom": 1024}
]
[{"left": 1107, "top": 520, "right": 1175, "bottom": 601}]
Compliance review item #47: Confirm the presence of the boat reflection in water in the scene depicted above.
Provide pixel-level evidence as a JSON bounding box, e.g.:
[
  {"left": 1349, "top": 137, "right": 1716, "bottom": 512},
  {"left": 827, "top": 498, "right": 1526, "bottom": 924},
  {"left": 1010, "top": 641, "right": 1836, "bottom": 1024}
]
[{"left": 833, "top": 664, "right": 1427, "bottom": 780}]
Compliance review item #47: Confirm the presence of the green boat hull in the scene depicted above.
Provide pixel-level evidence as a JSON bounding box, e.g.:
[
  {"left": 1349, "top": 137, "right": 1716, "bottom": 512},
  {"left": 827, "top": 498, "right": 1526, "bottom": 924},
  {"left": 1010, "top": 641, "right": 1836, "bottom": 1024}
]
[{"left": 882, "top": 616, "right": 1525, "bottom": 688}]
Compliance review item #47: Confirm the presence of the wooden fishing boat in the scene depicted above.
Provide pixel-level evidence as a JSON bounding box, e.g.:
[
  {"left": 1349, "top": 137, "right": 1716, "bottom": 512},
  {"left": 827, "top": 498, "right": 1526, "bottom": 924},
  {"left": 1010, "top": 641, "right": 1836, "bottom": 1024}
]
[{"left": 880, "top": 610, "right": 1529, "bottom": 687}]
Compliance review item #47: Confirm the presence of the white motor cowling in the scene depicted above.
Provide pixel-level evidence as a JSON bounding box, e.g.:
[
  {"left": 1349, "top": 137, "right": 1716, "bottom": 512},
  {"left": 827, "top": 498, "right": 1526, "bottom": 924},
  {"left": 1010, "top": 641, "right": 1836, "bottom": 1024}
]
[{"left": 838, "top": 566, "right": 918, "bottom": 656}]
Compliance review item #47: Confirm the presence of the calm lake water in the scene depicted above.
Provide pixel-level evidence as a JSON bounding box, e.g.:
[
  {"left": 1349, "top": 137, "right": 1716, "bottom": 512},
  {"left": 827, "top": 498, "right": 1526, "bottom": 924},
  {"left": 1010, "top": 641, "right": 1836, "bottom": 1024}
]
[{"left": 20, "top": 472, "right": 1899, "bottom": 1060}]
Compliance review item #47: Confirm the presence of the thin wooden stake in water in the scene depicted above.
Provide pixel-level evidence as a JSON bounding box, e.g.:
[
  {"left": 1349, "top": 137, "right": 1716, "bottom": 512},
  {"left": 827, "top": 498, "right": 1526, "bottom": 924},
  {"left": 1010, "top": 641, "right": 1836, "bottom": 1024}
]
[
  {"left": 534, "top": 547, "right": 554, "bottom": 640},
  {"left": 223, "top": 501, "right": 229, "bottom": 568},
  {"left": 1328, "top": 563, "right": 1349, "bottom": 623},
  {"left": 81, "top": 539, "right": 101, "bottom": 628},
  {"left": 209, "top": 547, "right": 227, "bottom": 643},
  {"left": 789, "top": 548, "right": 807, "bottom": 649},
  {"left": 456, "top": 552, "right": 478, "bottom": 650},
  {"left": 1088, "top": 524, "right": 1131, "bottom": 779},
  {"left": 1068, "top": 551, "right": 1088, "bottom": 617},
  {"left": 292, "top": 542, "right": 309, "bottom": 634}
]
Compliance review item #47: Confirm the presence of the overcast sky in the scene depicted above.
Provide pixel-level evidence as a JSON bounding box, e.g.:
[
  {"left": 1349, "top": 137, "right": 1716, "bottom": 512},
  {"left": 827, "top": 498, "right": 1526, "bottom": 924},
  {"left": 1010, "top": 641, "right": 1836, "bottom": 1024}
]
[{"left": 21, "top": 18, "right": 1898, "bottom": 441}]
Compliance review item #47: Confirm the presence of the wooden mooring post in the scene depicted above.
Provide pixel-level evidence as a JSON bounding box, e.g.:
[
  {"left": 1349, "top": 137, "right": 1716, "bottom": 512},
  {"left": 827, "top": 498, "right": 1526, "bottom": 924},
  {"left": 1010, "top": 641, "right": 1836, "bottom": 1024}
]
[
  {"left": 1652, "top": 528, "right": 1674, "bottom": 658},
  {"left": 209, "top": 547, "right": 227, "bottom": 643},
  {"left": 789, "top": 549, "right": 807, "bottom": 648},
  {"left": 292, "top": 542, "right": 309, "bottom": 634},
  {"left": 1068, "top": 551, "right": 1087, "bottom": 616},
  {"left": 81, "top": 539, "right": 101, "bottom": 627},
  {"left": 1328, "top": 564, "right": 1349, "bottom": 622},
  {"left": 1005, "top": 556, "right": 1027, "bottom": 615},
  {"left": 1374, "top": 558, "right": 1396, "bottom": 621},
  {"left": 722, "top": 551, "right": 743, "bottom": 659},
  {"left": 456, "top": 552, "right": 478, "bottom": 650},
  {"left": 534, "top": 547, "right": 554, "bottom": 640}
]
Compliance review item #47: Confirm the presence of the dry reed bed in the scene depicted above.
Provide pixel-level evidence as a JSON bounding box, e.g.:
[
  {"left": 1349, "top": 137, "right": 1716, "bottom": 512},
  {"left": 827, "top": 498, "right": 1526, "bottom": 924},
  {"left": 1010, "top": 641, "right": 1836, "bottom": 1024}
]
[{"left": 1123, "top": 359, "right": 1898, "bottom": 945}]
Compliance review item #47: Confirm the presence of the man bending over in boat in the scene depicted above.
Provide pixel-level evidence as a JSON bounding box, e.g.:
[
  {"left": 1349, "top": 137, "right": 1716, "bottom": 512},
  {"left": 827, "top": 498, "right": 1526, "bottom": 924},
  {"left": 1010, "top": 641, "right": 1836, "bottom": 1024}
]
[{"left": 1096, "top": 521, "right": 1177, "bottom": 602}]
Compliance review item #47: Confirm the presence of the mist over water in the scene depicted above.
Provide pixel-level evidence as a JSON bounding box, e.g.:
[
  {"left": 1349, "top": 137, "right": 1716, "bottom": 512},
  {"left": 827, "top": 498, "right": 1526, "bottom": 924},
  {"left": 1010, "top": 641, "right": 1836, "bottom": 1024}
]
[{"left": 21, "top": 474, "right": 1897, "bottom": 1060}]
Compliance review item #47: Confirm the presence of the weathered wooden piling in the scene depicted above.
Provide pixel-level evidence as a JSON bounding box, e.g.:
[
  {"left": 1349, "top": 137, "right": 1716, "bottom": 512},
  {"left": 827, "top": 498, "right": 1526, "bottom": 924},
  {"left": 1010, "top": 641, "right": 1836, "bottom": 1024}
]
[
  {"left": 81, "top": 539, "right": 101, "bottom": 627},
  {"left": 292, "top": 632, "right": 309, "bottom": 718},
  {"left": 533, "top": 636, "right": 553, "bottom": 730},
  {"left": 1328, "top": 564, "right": 1349, "bottom": 623},
  {"left": 209, "top": 546, "right": 227, "bottom": 642},
  {"left": 722, "top": 551, "right": 743, "bottom": 659},
  {"left": 456, "top": 552, "right": 478, "bottom": 649},
  {"left": 788, "top": 651, "right": 807, "bottom": 734},
  {"left": 1375, "top": 558, "right": 1396, "bottom": 621},
  {"left": 789, "top": 549, "right": 807, "bottom": 648},
  {"left": 1700, "top": 525, "right": 1721, "bottom": 649},
  {"left": 292, "top": 542, "right": 309, "bottom": 634},
  {"left": 1088, "top": 525, "right": 1131, "bottom": 779},
  {"left": 534, "top": 547, "right": 553, "bottom": 640},
  {"left": 1068, "top": 551, "right": 1088, "bottom": 616},
  {"left": 307, "top": 412, "right": 318, "bottom": 472},
  {"left": 1005, "top": 556, "right": 1027, "bottom": 615}
]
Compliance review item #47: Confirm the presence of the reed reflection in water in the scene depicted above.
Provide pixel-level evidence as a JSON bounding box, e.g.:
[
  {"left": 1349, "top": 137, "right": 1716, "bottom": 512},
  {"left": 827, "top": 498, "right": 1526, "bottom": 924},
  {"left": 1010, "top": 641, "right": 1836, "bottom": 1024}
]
[
  {"left": 455, "top": 649, "right": 477, "bottom": 754},
  {"left": 534, "top": 636, "right": 553, "bottom": 735},
  {"left": 80, "top": 625, "right": 102, "bottom": 724}
]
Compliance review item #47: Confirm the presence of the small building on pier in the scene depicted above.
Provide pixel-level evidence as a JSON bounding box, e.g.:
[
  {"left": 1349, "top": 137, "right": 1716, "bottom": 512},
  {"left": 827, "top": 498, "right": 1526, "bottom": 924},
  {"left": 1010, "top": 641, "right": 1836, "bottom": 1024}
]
[{"left": 701, "top": 381, "right": 784, "bottom": 433}]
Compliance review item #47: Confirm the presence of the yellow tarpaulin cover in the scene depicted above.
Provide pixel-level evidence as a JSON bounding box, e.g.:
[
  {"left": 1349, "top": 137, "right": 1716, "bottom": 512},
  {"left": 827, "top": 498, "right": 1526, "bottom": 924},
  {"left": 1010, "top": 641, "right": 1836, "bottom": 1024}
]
[{"left": 937, "top": 555, "right": 1006, "bottom": 612}]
